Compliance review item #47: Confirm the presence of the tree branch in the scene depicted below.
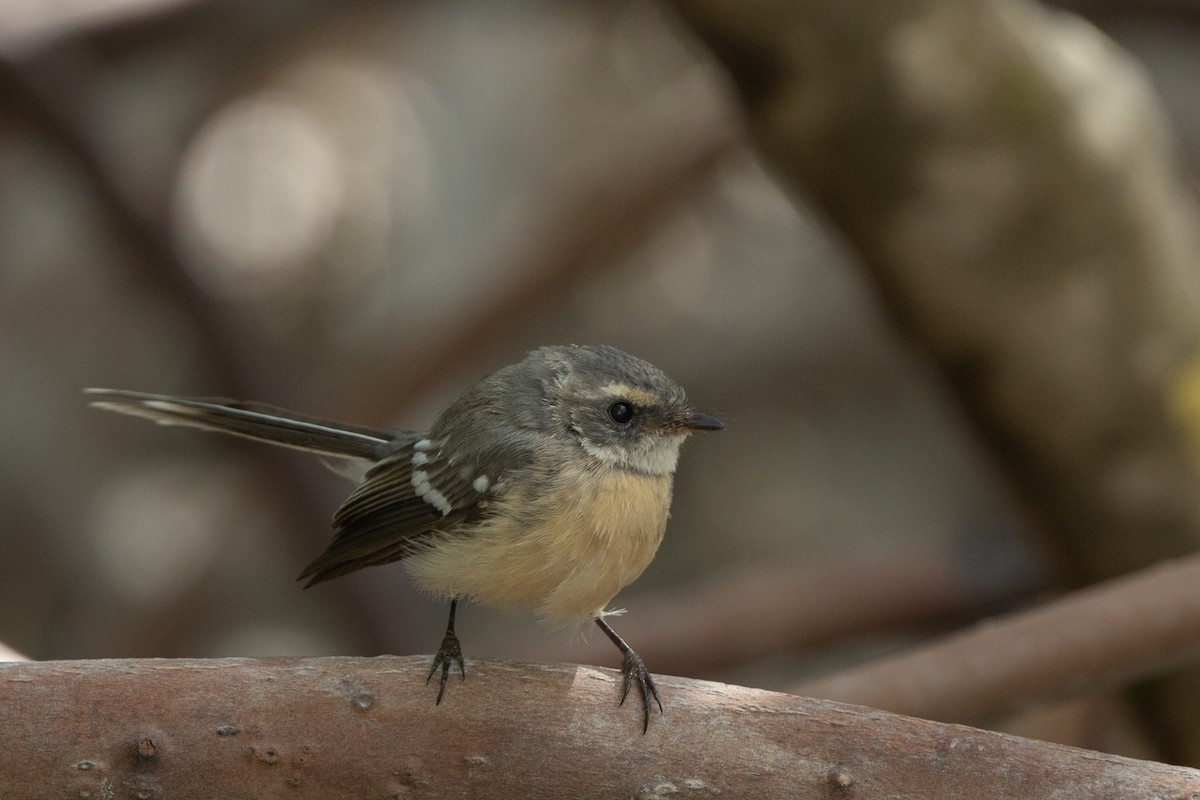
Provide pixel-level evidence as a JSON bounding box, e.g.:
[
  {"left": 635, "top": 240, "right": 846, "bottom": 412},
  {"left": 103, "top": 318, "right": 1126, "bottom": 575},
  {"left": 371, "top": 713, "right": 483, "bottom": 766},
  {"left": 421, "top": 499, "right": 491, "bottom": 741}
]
[
  {"left": 797, "top": 552, "right": 1200, "bottom": 726},
  {"left": 3, "top": 657, "right": 1198, "bottom": 798}
]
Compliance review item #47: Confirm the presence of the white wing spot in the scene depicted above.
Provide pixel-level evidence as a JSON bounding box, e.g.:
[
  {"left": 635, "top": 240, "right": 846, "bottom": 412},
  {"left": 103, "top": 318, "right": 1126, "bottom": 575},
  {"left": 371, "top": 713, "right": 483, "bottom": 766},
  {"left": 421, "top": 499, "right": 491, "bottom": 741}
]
[
  {"left": 411, "top": 469, "right": 452, "bottom": 516},
  {"left": 472, "top": 475, "right": 490, "bottom": 493},
  {"left": 412, "top": 451, "right": 429, "bottom": 466},
  {"left": 414, "top": 439, "right": 435, "bottom": 451},
  {"left": 423, "top": 487, "right": 453, "bottom": 516}
]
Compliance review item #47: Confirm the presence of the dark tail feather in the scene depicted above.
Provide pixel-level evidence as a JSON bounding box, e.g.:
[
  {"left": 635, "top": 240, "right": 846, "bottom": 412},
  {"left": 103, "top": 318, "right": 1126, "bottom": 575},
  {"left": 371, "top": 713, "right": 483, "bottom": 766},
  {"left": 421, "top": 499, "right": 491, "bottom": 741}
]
[{"left": 85, "top": 388, "right": 393, "bottom": 461}]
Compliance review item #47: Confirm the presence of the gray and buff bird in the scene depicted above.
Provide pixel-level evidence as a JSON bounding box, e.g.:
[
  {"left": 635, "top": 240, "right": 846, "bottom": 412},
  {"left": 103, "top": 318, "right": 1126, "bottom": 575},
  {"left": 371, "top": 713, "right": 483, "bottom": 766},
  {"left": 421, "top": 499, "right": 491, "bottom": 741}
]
[{"left": 88, "top": 344, "right": 723, "bottom": 731}]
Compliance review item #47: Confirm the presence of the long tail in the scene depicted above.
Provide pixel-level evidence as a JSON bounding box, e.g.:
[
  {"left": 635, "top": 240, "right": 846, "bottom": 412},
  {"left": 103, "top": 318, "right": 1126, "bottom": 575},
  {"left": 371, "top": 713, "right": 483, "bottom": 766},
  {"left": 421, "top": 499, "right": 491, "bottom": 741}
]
[{"left": 85, "top": 388, "right": 393, "bottom": 461}]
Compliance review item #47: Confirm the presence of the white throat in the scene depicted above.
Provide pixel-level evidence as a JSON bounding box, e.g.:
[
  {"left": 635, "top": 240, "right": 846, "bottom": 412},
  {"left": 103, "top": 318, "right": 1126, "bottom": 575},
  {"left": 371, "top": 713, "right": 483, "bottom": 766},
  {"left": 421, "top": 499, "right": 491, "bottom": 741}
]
[{"left": 580, "top": 433, "right": 687, "bottom": 475}]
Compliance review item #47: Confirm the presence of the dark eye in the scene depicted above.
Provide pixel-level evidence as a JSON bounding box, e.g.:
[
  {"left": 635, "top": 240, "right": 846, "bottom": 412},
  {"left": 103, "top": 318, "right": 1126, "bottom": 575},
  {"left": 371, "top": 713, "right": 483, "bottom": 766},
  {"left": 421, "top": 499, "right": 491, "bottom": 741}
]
[{"left": 607, "top": 401, "right": 634, "bottom": 424}]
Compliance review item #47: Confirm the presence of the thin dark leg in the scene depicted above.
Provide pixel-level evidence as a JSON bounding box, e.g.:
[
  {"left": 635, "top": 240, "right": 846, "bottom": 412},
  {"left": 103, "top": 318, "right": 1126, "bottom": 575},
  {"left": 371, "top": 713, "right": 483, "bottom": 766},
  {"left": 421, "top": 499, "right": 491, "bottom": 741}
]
[
  {"left": 595, "top": 616, "right": 662, "bottom": 733},
  {"left": 426, "top": 596, "right": 465, "bottom": 704}
]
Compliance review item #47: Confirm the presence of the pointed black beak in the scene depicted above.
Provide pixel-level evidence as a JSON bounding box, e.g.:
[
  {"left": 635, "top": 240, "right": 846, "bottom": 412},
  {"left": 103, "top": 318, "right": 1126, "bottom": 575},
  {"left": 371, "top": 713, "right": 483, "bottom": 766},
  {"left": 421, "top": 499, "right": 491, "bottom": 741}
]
[{"left": 680, "top": 411, "right": 724, "bottom": 432}]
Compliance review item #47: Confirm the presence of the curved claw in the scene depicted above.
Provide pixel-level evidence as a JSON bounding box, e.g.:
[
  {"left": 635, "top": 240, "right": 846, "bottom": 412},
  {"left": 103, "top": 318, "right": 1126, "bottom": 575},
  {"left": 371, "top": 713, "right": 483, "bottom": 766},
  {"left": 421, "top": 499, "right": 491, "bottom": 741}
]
[
  {"left": 619, "top": 650, "right": 663, "bottom": 734},
  {"left": 426, "top": 631, "right": 465, "bottom": 704},
  {"left": 594, "top": 615, "right": 663, "bottom": 733}
]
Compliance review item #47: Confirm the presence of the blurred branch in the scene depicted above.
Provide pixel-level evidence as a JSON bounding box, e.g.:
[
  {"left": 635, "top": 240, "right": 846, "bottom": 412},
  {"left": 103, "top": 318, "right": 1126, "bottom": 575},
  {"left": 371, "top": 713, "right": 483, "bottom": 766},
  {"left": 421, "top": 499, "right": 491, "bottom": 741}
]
[
  {"left": 0, "top": 51, "right": 248, "bottom": 390},
  {"left": 0, "top": 0, "right": 383, "bottom": 398},
  {"left": 0, "top": 1, "right": 390, "bottom": 655},
  {"left": 511, "top": 542, "right": 1040, "bottom": 678},
  {"left": 668, "top": 0, "right": 1200, "bottom": 760},
  {"left": 1046, "top": 0, "right": 1200, "bottom": 24},
  {"left": 339, "top": 69, "right": 743, "bottom": 422},
  {"left": 3, "top": 0, "right": 382, "bottom": 67},
  {"left": 798, "top": 552, "right": 1200, "bottom": 727},
  {"left": 3, "top": 657, "right": 1198, "bottom": 798}
]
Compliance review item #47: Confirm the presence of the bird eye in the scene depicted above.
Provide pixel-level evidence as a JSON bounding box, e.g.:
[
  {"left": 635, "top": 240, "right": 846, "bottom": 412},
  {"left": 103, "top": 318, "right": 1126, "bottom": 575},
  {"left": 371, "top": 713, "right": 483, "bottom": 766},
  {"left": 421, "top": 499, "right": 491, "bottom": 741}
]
[{"left": 607, "top": 401, "right": 634, "bottom": 424}]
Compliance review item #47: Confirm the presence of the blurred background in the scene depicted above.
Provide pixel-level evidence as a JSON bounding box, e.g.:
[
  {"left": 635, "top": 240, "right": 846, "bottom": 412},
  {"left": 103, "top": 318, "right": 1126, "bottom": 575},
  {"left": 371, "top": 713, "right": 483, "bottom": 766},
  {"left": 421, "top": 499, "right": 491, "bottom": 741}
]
[{"left": 1, "top": 0, "right": 1198, "bottom": 763}]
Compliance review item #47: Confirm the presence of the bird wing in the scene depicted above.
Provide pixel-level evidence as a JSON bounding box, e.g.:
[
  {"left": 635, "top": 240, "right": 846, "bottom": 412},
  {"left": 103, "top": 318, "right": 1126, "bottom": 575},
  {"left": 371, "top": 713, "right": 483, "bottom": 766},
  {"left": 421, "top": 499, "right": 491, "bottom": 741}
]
[{"left": 298, "top": 437, "right": 519, "bottom": 586}]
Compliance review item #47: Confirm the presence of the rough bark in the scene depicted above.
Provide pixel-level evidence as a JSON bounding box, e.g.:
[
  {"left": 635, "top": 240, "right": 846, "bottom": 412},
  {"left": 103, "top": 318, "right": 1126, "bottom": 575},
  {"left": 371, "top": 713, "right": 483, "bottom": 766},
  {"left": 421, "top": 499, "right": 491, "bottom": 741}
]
[{"left": 3, "top": 657, "right": 1199, "bottom": 799}]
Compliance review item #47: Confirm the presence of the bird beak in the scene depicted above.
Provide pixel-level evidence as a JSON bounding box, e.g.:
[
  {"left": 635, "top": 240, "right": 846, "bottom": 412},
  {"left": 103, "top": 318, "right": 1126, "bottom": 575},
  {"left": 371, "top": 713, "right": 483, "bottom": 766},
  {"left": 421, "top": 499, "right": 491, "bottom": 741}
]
[{"left": 679, "top": 410, "right": 724, "bottom": 432}]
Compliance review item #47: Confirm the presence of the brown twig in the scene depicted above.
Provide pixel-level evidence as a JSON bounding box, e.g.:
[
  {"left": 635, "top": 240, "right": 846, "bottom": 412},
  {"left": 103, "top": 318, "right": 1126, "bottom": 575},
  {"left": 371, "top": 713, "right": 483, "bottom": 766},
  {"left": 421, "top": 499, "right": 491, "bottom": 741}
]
[{"left": 797, "top": 553, "right": 1200, "bottom": 726}]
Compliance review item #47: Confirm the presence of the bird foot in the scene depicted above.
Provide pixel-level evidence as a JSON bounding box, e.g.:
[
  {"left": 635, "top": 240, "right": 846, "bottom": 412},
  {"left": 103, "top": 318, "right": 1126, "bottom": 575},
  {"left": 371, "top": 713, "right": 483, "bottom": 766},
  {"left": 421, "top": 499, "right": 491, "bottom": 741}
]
[
  {"left": 619, "top": 648, "right": 663, "bottom": 734},
  {"left": 426, "top": 630, "right": 465, "bottom": 704}
]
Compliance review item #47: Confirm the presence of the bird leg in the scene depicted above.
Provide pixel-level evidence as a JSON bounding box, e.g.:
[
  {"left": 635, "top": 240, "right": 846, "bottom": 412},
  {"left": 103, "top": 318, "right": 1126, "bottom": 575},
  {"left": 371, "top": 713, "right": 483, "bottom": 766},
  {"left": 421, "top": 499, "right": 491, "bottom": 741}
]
[
  {"left": 427, "top": 596, "right": 465, "bottom": 703},
  {"left": 595, "top": 616, "right": 662, "bottom": 733}
]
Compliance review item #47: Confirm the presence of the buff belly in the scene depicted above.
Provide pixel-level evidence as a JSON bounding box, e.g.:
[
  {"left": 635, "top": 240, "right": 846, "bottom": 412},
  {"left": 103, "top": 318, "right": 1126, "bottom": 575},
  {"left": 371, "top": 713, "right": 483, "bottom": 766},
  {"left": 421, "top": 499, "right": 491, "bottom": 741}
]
[{"left": 403, "top": 465, "right": 674, "bottom": 626}]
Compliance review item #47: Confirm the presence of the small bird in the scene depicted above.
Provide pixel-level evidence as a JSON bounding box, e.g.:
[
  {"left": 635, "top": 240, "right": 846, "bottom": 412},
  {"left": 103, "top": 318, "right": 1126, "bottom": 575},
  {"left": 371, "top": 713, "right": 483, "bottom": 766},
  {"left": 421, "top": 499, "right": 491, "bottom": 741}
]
[{"left": 87, "top": 344, "right": 722, "bottom": 731}]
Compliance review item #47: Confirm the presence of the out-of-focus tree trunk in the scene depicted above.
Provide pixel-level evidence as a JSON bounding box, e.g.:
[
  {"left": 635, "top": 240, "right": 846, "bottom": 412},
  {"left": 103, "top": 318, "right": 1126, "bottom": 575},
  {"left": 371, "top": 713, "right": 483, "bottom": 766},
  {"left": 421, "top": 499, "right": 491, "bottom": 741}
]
[{"left": 666, "top": 0, "right": 1200, "bottom": 761}]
